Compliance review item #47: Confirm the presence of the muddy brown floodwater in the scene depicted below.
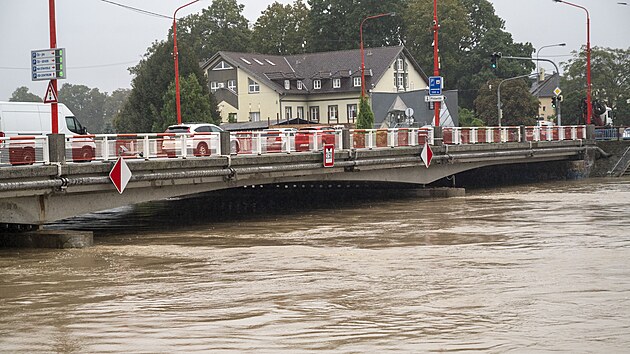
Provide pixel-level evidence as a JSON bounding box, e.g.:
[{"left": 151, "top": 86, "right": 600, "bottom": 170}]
[{"left": 1, "top": 178, "right": 630, "bottom": 353}]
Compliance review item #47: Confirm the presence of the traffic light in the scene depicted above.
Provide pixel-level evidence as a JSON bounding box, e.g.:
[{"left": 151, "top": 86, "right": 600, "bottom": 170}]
[
  {"left": 551, "top": 96, "right": 557, "bottom": 108},
  {"left": 490, "top": 52, "right": 502, "bottom": 69}
]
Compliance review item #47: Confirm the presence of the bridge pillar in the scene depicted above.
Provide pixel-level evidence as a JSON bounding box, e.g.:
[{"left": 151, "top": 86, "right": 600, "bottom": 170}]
[
  {"left": 520, "top": 126, "right": 527, "bottom": 143},
  {"left": 47, "top": 133, "right": 66, "bottom": 164},
  {"left": 220, "top": 131, "right": 231, "bottom": 155},
  {"left": 341, "top": 129, "right": 351, "bottom": 150},
  {"left": 433, "top": 126, "right": 443, "bottom": 146},
  {"left": 586, "top": 125, "right": 595, "bottom": 140}
]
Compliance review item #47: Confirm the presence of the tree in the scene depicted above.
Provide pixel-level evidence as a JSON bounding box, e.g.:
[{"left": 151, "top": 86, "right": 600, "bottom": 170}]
[
  {"left": 9, "top": 87, "right": 41, "bottom": 102},
  {"left": 458, "top": 107, "right": 484, "bottom": 127},
  {"left": 103, "top": 89, "right": 131, "bottom": 133},
  {"left": 561, "top": 46, "right": 630, "bottom": 125},
  {"left": 157, "top": 74, "right": 219, "bottom": 132},
  {"left": 113, "top": 38, "right": 212, "bottom": 133},
  {"left": 58, "top": 83, "right": 108, "bottom": 133},
  {"left": 474, "top": 78, "right": 538, "bottom": 126},
  {"left": 177, "top": 0, "right": 251, "bottom": 61},
  {"left": 356, "top": 96, "right": 374, "bottom": 129},
  {"left": 306, "top": 0, "right": 405, "bottom": 53},
  {"left": 252, "top": 1, "right": 309, "bottom": 55}
]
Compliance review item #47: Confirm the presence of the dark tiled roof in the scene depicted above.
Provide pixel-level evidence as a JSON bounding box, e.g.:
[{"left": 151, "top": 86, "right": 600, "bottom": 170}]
[
  {"left": 203, "top": 46, "right": 428, "bottom": 96},
  {"left": 530, "top": 73, "right": 560, "bottom": 98}
]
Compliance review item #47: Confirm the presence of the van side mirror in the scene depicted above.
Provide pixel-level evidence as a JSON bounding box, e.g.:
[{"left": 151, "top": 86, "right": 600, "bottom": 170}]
[{"left": 81, "top": 127, "right": 88, "bottom": 135}]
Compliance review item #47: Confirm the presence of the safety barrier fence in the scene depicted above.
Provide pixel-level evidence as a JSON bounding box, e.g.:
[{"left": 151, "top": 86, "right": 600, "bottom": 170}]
[
  {"left": 1, "top": 125, "right": 588, "bottom": 165},
  {"left": 594, "top": 126, "right": 630, "bottom": 141}
]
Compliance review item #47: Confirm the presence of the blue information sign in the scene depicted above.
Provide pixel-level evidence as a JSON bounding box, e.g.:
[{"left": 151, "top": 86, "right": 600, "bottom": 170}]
[{"left": 429, "top": 76, "right": 442, "bottom": 96}]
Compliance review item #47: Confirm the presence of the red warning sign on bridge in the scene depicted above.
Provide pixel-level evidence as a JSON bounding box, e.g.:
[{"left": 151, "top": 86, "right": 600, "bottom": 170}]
[
  {"left": 109, "top": 156, "right": 132, "bottom": 194},
  {"left": 323, "top": 144, "right": 335, "bottom": 167},
  {"left": 421, "top": 142, "right": 433, "bottom": 168}
]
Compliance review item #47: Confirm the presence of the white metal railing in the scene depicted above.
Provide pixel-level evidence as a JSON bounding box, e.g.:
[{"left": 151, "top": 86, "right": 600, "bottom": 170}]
[{"left": 0, "top": 126, "right": 591, "bottom": 165}]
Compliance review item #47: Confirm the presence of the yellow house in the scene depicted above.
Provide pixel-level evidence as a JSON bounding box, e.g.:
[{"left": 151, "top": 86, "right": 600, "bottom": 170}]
[
  {"left": 530, "top": 73, "right": 560, "bottom": 121},
  {"left": 201, "top": 46, "right": 429, "bottom": 126}
]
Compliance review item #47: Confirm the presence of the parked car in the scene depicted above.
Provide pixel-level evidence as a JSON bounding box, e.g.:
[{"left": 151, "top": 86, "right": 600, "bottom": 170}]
[
  {"left": 262, "top": 128, "right": 296, "bottom": 152},
  {"left": 295, "top": 126, "right": 336, "bottom": 152},
  {"left": 161, "top": 123, "right": 240, "bottom": 156}
]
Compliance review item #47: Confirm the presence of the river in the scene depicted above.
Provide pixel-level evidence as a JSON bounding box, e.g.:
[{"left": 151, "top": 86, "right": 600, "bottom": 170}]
[{"left": 1, "top": 178, "right": 629, "bottom": 353}]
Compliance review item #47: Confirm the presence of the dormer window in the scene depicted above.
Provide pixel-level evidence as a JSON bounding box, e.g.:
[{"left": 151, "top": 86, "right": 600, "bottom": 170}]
[
  {"left": 284, "top": 80, "right": 290, "bottom": 90},
  {"left": 333, "top": 78, "right": 341, "bottom": 89},
  {"left": 353, "top": 77, "right": 361, "bottom": 87},
  {"left": 297, "top": 81, "right": 303, "bottom": 90},
  {"left": 212, "top": 61, "right": 233, "bottom": 71},
  {"left": 313, "top": 79, "right": 321, "bottom": 90}
]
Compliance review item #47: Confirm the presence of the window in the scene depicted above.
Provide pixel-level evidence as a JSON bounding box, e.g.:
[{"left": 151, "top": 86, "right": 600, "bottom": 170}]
[
  {"left": 333, "top": 78, "right": 341, "bottom": 89},
  {"left": 347, "top": 104, "right": 357, "bottom": 123},
  {"left": 397, "top": 74, "right": 404, "bottom": 90},
  {"left": 397, "top": 58, "right": 404, "bottom": 71},
  {"left": 253, "top": 58, "right": 264, "bottom": 65},
  {"left": 313, "top": 79, "right": 321, "bottom": 90},
  {"left": 297, "top": 106, "right": 304, "bottom": 119},
  {"left": 228, "top": 113, "right": 237, "bottom": 123},
  {"left": 210, "top": 81, "right": 219, "bottom": 93},
  {"left": 285, "top": 106, "right": 292, "bottom": 120},
  {"left": 284, "top": 80, "right": 291, "bottom": 90},
  {"left": 309, "top": 106, "right": 320, "bottom": 122},
  {"left": 212, "top": 61, "right": 233, "bottom": 70},
  {"left": 250, "top": 111, "right": 261, "bottom": 122},
  {"left": 248, "top": 78, "right": 260, "bottom": 93},
  {"left": 297, "top": 81, "right": 304, "bottom": 90},
  {"left": 265, "top": 59, "right": 276, "bottom": 66},
  {"left": 353, "top": 77, "right": 361, "bottom": 87},
  {"left": 240, "top": 57, "right": 252, "bottom": 65},
  {"left": 327, "top": 105, "right": 338, "bottom": 123},
  {"left": 228, "top": 80, "right": 236, "bottom": 91}
]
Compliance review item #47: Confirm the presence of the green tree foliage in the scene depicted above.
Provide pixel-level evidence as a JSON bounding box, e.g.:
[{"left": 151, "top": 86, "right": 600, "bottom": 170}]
[
  {"left": 458, "top": 107, "right": 484, "bottom": 127},
  {"left": 306, "top": 0, "right": 405, "bottom": 53},
  {"left": 252, "top": 1, "right": 309, "bottom": 55},
  {"left": 58, "top": 83, "right": 107, "bottom": 133},
  {"left": 103, "top": 89, "right": 131, "bottom": 133},
  {"left": 356, "top": 96, "right": 374, "bottom": 129},
  {"left": 403, "top": 0, "right": 534, "bottom": 109},
  {"left": 560, "top": 46, "right": 630, "bottom": 125},
  {"left": 474, "top": 78, "right": 538, "bottom": 126},
  {"left": 9, "top": 86, "right": 41, "bottom": 102},
  {"left": 178, "top": 0, "right": 251, "bottom": 61},
  {"left": 114, "top": 38, "right": 211, "bottom": 133},
  {"left": 157, "top": 74, "right": 219, "bottom": 132}
]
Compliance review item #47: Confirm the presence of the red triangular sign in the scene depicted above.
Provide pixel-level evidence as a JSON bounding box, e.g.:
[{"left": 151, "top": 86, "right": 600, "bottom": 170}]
[
  {"left": 421, "top": 142, "right": 433, "bottom": 168},
  {"left": 43, "top": 81, "right": 57, "bottom": 103}
]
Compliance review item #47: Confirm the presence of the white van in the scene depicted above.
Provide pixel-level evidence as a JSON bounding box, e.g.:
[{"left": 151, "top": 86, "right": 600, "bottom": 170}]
[{"left": 0, "top": 102, "right": 95, "bottom": 164}]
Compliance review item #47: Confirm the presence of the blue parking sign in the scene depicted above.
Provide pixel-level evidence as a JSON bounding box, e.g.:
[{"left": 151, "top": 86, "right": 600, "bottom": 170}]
[{"left": 429, "top": 76, "right": 442, "bottom": 96}]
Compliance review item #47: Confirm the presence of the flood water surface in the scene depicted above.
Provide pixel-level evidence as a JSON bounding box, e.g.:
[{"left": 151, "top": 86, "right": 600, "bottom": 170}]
[{"left": 1, "top": 179, "right": 630, "bottom": 353}]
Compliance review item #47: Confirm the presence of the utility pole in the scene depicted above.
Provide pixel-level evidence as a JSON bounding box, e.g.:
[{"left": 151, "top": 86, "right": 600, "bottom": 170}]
[
  {"left": 49, "top": 0, "right": 58, "bottom": 134},
  {"left": 432, "top": 0, "right": 440, "bottom": 127}
]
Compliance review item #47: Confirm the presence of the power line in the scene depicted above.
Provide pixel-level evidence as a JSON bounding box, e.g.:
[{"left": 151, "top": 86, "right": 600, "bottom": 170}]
[{"left": 97, "top": 0, "right": 171, "bottom": 19}]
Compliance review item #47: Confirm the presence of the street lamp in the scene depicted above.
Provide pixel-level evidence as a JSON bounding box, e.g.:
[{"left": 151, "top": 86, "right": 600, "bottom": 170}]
[
  {"left": 360, "top": 12, "right": 395, "bottom": 98},
  {"left": 536, "top": 43, "right": 566, "bottom": 75},
  {"left": 173, "top": 0, "right": 200, "bottom": 125},
  {"left": 553, "top": 0, "right": 592, "bottom": 124}
]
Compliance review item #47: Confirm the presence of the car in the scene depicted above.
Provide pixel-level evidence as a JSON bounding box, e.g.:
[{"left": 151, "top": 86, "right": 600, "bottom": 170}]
[
  {"left": 262, "top": 128, "right": 296, "bottom": 153},
  {"left": 295, "top": 126, "right": 336, "bottom": 152},
  {"left": 161, "top": 123, "right": 240, "bottom": 157}
]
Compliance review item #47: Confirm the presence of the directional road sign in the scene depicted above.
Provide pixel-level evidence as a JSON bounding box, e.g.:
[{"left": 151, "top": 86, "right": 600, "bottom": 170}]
[
  {"left": 31, "top": 48, "right": 66, "bottom": 81},
  {"left": 429, "top": 76, "right": 443, "bottom": 96},
  {"left": 109, "top": 157, "right": 132, "bottom": 194},
  {"left": 424, "top": 95, "right": 445, "bottom": 102}
]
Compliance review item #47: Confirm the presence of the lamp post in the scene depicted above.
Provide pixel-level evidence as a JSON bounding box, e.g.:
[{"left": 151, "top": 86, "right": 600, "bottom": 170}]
[
  {"left": 360, "top": 12, "right": 395, "bottom": 98},
  {"left": 536, "top": 43, "right": 566, "bottom": 75},
  {"left": 553, "top": 0, "right": 591, "bottom": 124},
  {"left": 432, "top": 0, "right": 441, "bottom": 127},
  {"left": 173, "top": 0, "right": 200, "bottom": 125}
]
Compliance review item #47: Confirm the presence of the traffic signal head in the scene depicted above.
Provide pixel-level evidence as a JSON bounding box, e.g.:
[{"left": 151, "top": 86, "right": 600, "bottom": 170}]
[
  {"left": 490, "top": 52, "right": 502, "bottom": 69},
  {"left": 551, "top": 96, "right": 557, "bottom": 108},
  {"left": 557, "top": 94, "right": 563, "bottom": 102}
]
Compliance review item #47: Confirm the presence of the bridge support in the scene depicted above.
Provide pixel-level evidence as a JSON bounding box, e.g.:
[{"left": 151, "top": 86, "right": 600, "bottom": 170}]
[{"left": 0, "top": 229, "right": 93, "bottom": 249}]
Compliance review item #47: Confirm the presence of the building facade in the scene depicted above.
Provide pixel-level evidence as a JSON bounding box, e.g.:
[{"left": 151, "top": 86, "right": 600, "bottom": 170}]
[
  {"left": 201, "top": 46, "right": 429, "bottom": 126},
  {"left": 530, "top": 72, "right": 560, "bottom": 120}
]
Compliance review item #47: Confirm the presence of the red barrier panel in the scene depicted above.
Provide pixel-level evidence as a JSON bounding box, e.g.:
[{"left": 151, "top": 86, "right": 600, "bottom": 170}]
[
  {"left": 476, "top": 129, "right": 486, "bottom": 143},
  {"left": 563, "top": 127, "right": 573, "bottom": 140},
  {"left": 525, "top": 128, "right": 535, "bottom": 142},
  {"left": 420, "top": 129, "right": 433, "bottom": 145},
  {"left": 460, "top": 129, "right": 470, "bottom": 144},
  {"left": 353, "top": 131, "right": 366, "bottom": 148},
  {"left": 397, "top": 130, "right": 409, "bottom": 146},
  {"left": 376, "top": 130, "right": 388, "bottom": 147},
  {"left": 9, "top": 143, "right": 36, "bottom": 165},
  {"left": 552, "top": 128, "right": 559, "bottom": 141}
]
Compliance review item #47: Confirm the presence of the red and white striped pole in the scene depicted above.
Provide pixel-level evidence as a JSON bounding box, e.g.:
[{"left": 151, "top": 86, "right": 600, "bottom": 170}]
[{"left": 49, "top": 0, "right": 58, "bottom": 134}]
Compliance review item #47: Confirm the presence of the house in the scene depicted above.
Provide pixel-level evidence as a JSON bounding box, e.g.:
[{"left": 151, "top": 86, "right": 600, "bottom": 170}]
[
  {"left": 202, "top": 46, "right": 449, "bottom": 127},
  {"left": 530, "top": 72, "right": 560, "bottom": 120}
]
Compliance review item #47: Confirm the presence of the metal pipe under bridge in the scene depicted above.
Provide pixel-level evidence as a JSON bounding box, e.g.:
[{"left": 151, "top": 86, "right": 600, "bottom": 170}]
[{"left": 0, "top": 126, "right": 595, "bottom": 225}]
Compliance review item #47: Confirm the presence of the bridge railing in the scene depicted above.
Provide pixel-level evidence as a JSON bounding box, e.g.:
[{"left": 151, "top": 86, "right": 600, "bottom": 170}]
[
  {"left": 351, "top": 127, "right": 434, "bottom": 149},
  {"left": 0, "top": 136, "right": 49, "bottom": 165},
  {"left": 443, "top": 127, "right": 521, "bottom": 144},
  {"left": 233, "top": 130, "right": 298, "bottom": 154}
]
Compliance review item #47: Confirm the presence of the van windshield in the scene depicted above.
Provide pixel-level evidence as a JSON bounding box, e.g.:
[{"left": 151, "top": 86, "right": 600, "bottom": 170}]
[{"left": 65, "top": 116, "right": 85, "bottom": 134}]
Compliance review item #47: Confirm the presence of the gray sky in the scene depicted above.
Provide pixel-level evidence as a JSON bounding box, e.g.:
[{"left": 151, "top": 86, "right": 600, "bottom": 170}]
[{"left": 1, "top": 0, "right": 628, "bottom": 101}]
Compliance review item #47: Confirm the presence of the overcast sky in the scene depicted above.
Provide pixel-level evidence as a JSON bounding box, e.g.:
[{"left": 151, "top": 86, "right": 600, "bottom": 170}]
[{"left": 0, "top": 0, "right": 628, "bottom": 101}]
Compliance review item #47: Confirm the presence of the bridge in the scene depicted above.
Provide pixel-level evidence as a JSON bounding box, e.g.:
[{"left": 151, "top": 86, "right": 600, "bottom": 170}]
[{"left": 0, "top": 125, "right": 595, "bottom": 226}]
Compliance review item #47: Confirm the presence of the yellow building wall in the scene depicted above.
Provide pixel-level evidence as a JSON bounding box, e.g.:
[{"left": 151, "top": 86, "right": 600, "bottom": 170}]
[
  {"left": 538, "top": 97, "right": 555, "bottom": 120},
  {"left": 283, "top": 93, "right": 362, "bottom": 125},
  {"left": 373, "top": 59, "right": 427, "bottom": 93}
]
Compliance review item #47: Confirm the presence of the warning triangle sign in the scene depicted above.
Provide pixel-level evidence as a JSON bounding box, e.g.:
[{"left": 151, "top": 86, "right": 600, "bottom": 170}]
[{"left": 44, "top": 81, "right": 57, "bottom": 103}]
